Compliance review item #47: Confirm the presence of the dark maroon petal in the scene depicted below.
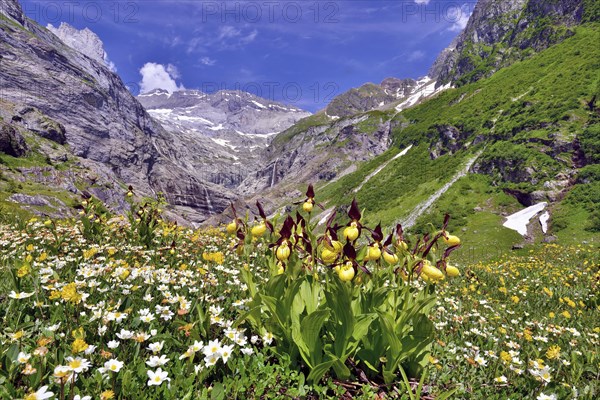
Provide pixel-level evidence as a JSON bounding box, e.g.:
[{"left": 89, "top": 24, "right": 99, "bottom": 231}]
[
  {"left": 348, "top": 198, "right": 361, "bottom": 221},
  {"left": 306, "top": 184, "right": 315, "bottom": 199},
  {"left": 443, "top": 244, "right": 461, "bottom": 259},
  {"left": 343, "top": 241, "right": 357, "bottom": 259},
  {"left": 383, "top": 233, "right": 393, "bottom": 247},
  {"left": 356, "top": 260, "right": 371, "bottom": 275},
  {"left": 372, "top": 223, "right": 383, "bottom": 242},
  {"left": 256, "top": 201, "right": 267, "bottom": 220}
]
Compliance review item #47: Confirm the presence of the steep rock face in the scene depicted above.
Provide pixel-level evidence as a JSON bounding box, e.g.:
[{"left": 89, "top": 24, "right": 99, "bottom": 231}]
[
  {"left": 46, "top": 22, "right": 109, "bottom": 67},
  {"left": 430, "top": 0, "right": 588, "bottom": 86},
  {"left": 0, "top": 0, "right": 232, "bottom": 223},
  {"left": 238, "top": 112, "right": 395, "bottom": 210}
]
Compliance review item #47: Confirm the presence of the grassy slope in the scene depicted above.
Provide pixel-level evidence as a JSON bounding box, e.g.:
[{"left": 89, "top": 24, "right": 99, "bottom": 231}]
[{"left": 311, "top": 24, "right": 599, "bottom": 257}]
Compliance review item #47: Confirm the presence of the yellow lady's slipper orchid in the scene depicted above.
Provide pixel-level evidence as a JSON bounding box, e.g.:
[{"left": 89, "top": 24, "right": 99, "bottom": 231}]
[
  {"left": 302, "top": 201, "right": 314, "bottom": 213},
  {"left": 422, "top": 262, "right": 444, "bottom": 282},
  {"left": 397, "top": 240, "right": 409, "bottom": 251},
  {"left": 321, "top": 248, "right": 338, "bottom": 264},
  {"left": 443, "top": 233, "right": 461, "bottom": 246},
  {"left": 364, "top": 244, "right": 381, "bottom": 261},
  {"left": 446, "top": 265, "right": 460, "bottom": 277},
  {"left": 251, "top": 223, "right": 266, "bottom": 237},
  {"left": 343, "top": 222, "right": 359, "bottom": 241},
  {"left": 338, "top": 262, "right": 355, "bottom": 282},
  {"left": 383, "top": 250, "right": 399, "bottom": 265},
  {"left": 276, "top": 242, "right": 291, "bottom": 261},
  {"left": 226, "top": 220, "right": 237, "bottom": 234},
  {"left": 324, "top": 240, "right": 343, "bottom": 253}
]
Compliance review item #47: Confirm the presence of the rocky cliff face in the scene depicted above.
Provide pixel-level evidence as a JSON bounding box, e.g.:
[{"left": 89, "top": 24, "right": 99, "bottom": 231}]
[
  {"left": 0, "top": 0, "right": 234, "bottom": 223},
  {"left": 46, "top": 22, "right": 110, "bottom": 68},
  {"left": 430, "top": 0, "right": 590, "bottom": 86},
  {"left": 137, "top": 89, "right": 310, "bottom": 189}
]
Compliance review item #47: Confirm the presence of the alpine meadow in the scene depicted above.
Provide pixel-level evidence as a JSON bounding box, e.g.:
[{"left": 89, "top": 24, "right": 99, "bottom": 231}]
[{"left": 0, "top": 0, "right": 599, "bottom": 399}]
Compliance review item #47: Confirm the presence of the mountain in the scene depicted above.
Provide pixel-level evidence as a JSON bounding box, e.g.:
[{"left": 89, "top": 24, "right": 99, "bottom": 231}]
[
  {"left": 137, "top": 89, "right": 309, "bottom": 189},
  {"left": 430, "top": 0, "right": 599, "bottom": 86},
  {"left": 232, "top": 0, "right": 599, "bottom": 257},
  {"left": 0, "top": 0, "right": 234, "bottom": 223},
  {"left": 2, "top": 0, "right": 599, "bottom": 254},
  {"left": 46, "top": 22, "right": 115, "bottom": 71}
]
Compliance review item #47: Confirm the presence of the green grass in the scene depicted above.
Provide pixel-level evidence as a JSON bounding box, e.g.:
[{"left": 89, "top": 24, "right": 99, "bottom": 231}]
[
  {"left": 301, "top": 25, "right": 600, "bottom": 259},
  {"left": 317, "top": 144, "right": 470, "bottom": 228}
]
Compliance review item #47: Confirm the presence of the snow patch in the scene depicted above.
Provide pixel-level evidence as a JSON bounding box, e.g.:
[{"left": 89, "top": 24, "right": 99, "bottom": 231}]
[
  {"left": 394, "top": 77, "right": 451, "bottom": 112},
  {"left": 251, "top": 100, "right": 266, "bottom": 109},
  {"left": 210, "top": 138, "right": 237, "bottom": 151},
  {"left": 539, "top": 211, "right": 550, "bottom": 234},
  {"left": 207, "top": 124, "right": 225, "bottom": 131},
  {"left": 503, "top": 202, "right": 548, "bottom": 236},
  {"left": 317, "top": 207, "right": 335, "bottom": 226},
  {"left": 148, "top": 108, "right": 172, "bottom": 115},
  {"left": 175, "top": 115, "right": 214, "bottom": 125},
  {"left": 235, "top": 130, "right": 279, "bottom": 138}
]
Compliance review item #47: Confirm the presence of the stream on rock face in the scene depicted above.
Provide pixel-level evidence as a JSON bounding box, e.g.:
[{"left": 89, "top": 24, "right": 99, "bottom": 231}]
[
  {"left": 353, "top": 145, "right": 412, "bottom": 193},
  {"left": 398, "top": 151, "right": 482, "bottom": 229}
]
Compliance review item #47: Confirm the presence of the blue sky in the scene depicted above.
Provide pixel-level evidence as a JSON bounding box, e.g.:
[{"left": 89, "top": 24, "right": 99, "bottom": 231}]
[{"left": 21, "top": 0, "right": 475, "bottom": 112}]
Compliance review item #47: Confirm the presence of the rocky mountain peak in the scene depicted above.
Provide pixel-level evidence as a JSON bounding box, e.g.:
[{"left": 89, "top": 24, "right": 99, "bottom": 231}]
[
  {"left": 46, "top": 22, "right": 113, "bottom": 69},
  {"left": 430, "top": 0, "right": 589, "bottom": 86},
  {"left": 0, "top": 0, "right": 26, "bottom": 25}
]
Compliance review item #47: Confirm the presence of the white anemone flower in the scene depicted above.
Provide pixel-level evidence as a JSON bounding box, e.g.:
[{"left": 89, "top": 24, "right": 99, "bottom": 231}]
[{"left": 147, "top": 368, "right": 170, "bottom": 386}]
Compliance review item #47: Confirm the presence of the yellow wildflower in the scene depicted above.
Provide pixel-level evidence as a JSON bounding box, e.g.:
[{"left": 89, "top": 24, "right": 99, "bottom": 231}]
[
  {"left": 546, "top": 345, "right": 561, "bottom": 360},
  {"left": 71, "top": 338, "right": 89, "bottom": 354},
  {"left": 17, "top": 264, "right": 31, "bottom": 278},
  {"left": 61, "top": 283, "right": 82, "bottom": 304},
  {"left": 101, "top": 390, "right": 115, "bottom": 400}
]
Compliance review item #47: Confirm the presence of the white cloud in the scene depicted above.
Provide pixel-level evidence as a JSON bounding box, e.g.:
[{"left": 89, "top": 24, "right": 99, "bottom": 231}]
[
  {"left": 166, "top": 64, "right": 181, "bottom": 79},
  {"left": 200, "top": 57, "right": 216, "bottom": 66},
  {"left": 139, "top": 62, "right": 184, "bottom": 94},
  {"left": 447, "top": 4, "right": 471, "bottom": 32},
  {"left": 241, "top": 29, "right": 258, "bottom": 44},
  {"left": 408, "top": 50, "right": 425, "bottom": 62},
  {"left": 218, "top": 26, "right": 241, "bottom": 40},
  {"left": 414, "top": 0, "right": 430, "bottom": 4},
  {"left": 104, "top": 53, "right": 117, "bottom": 73},
  {"left": 187, "top": 27, "right": 258, "bottom": 53}
]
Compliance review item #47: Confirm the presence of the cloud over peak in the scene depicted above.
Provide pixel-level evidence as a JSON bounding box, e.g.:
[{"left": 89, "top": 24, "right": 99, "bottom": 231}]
[{"left": 139, "top": 62, "right": 185, "bottom": 93}]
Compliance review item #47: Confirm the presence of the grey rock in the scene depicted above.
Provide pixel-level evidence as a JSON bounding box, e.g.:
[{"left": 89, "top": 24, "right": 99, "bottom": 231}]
[
  {"left": 46, "top": 22, "right": 109, "bottom": 67},
  {"left": 0, "top": 0, "right": 252, "bottom": 223},
  {"left": 8, "top": 193, "right": 51, "bottom": 206},
  {"left": 543, "top": 235, "right": 558, "bottom": 243},
  {"left": 430, "top": 0, "right": 585, "bottom": 86},
  {"left": 325, "top": 78, "right": 418, "bottom": 117},
  {"left": 0, "top": 122, "right": 28, "bottom": 156}
]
